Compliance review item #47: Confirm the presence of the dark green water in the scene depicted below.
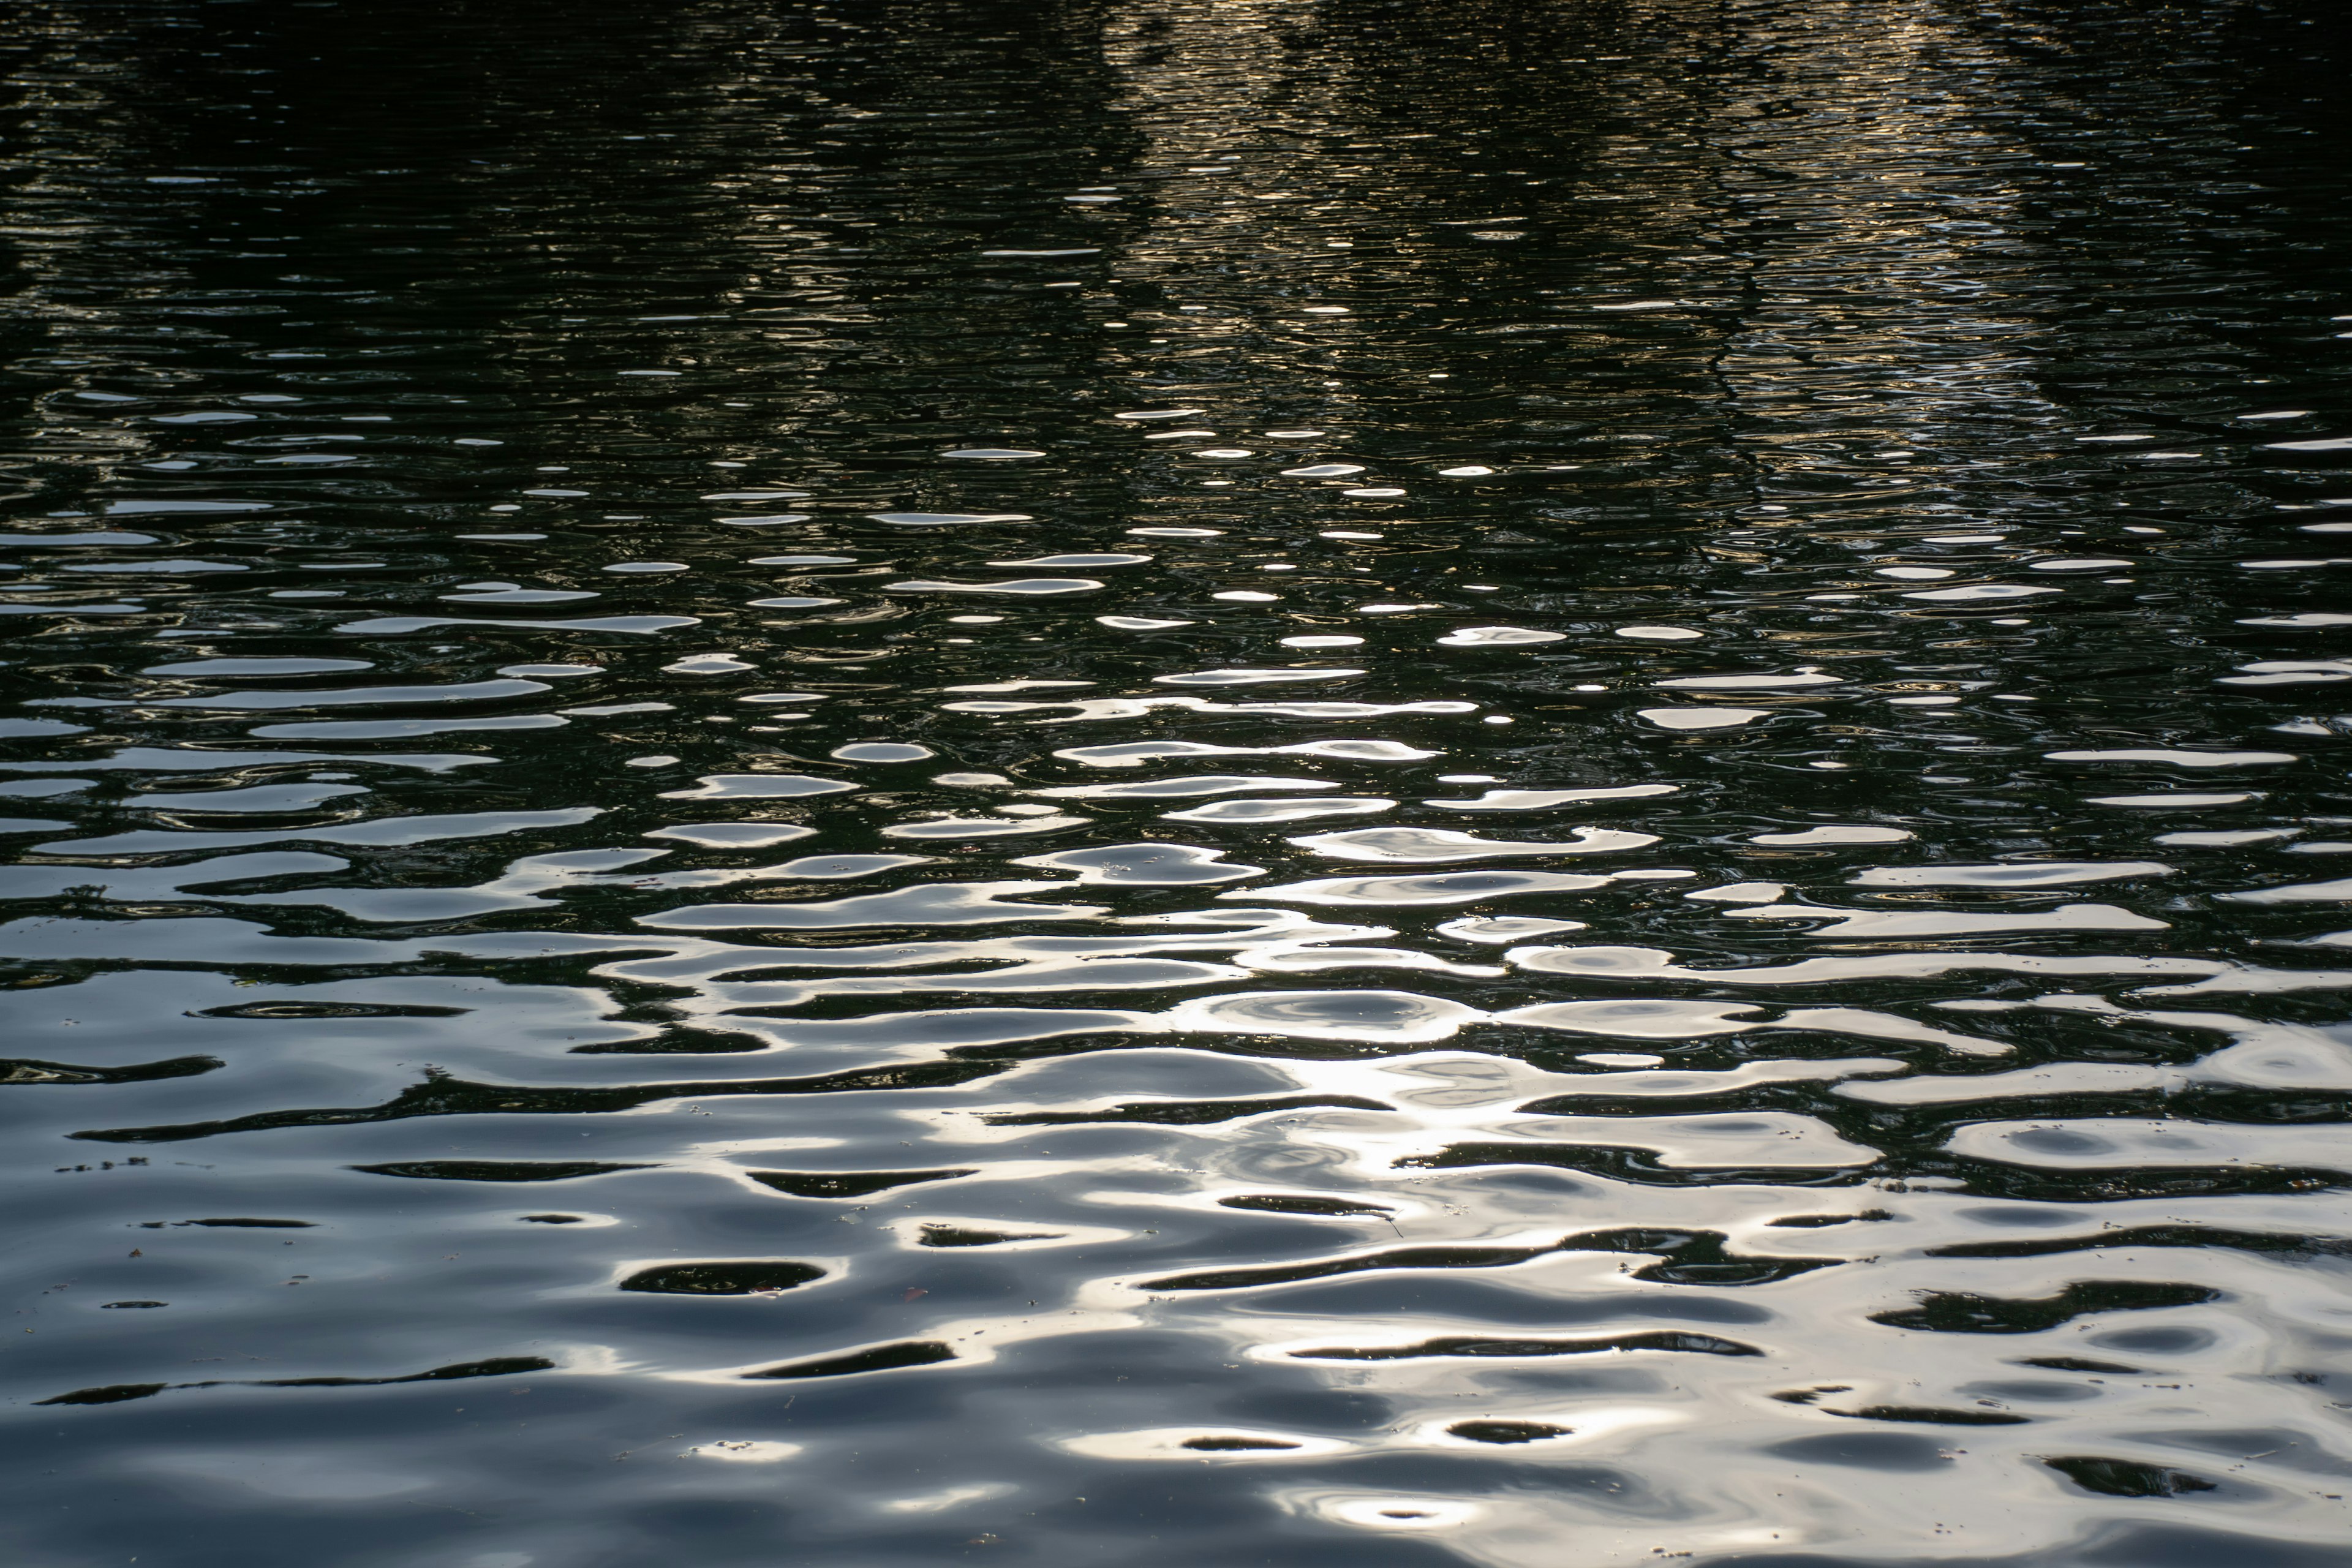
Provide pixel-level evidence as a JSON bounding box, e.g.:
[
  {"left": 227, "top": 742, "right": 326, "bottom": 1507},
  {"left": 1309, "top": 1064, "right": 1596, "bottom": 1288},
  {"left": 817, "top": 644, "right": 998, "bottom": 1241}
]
[{"left": 4, "top": 1, "right": 2351, "bottom": 1563}]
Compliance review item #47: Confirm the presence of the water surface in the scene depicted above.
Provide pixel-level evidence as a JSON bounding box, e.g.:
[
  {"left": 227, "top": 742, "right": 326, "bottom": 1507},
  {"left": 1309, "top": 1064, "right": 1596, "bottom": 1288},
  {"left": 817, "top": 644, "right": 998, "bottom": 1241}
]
[{"left": 4, "top": 1, "right": 2351, "bottom": 1564}]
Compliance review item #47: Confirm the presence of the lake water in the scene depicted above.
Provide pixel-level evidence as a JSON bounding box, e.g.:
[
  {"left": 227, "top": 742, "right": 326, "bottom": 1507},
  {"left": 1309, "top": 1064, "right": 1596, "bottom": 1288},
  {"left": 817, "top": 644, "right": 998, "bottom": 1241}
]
[{"left": 4, "top": 2, "right": 2350, "bottom": 1564}]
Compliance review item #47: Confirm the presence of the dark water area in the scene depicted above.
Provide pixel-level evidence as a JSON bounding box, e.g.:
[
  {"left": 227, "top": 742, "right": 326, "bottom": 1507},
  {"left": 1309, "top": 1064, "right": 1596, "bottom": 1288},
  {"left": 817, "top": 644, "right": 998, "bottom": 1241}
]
[{"left": 2, "top": 0, "right": 2350, "bottom": 1562}]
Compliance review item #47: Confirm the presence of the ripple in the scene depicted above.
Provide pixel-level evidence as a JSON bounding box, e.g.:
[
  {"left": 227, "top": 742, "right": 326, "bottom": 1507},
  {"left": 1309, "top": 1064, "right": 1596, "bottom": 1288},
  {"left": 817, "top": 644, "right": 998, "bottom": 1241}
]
[
  {"left": 1170, "top": 989, "right": 1483, "bottom": 1042},
  {"left": 1289, "top": 826, "right": 1660, "bottom": 861},
  {"left": 10, "top": 7, "right": 2350, "bottom": 1562}
]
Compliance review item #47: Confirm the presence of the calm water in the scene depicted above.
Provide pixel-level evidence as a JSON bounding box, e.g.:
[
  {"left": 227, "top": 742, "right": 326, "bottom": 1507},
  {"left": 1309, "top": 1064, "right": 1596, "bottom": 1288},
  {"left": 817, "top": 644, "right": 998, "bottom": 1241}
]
[{"left": 4, "top": 2, "right": 2351, "bottom": 1563}]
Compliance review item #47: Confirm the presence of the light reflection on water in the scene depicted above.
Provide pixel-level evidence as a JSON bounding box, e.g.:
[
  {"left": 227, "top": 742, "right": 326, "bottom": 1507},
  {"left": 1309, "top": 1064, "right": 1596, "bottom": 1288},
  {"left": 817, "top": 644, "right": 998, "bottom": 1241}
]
[{"left": 2, "top": 0, "right": 2351, "bottom": 1563}]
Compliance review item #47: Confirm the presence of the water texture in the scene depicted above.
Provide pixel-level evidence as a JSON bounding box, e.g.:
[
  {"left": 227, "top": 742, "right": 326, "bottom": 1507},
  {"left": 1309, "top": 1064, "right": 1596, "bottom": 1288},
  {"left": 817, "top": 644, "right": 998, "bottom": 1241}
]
[{"left": 2, "top": 1, "right": 2350, "bottom": 1562}]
